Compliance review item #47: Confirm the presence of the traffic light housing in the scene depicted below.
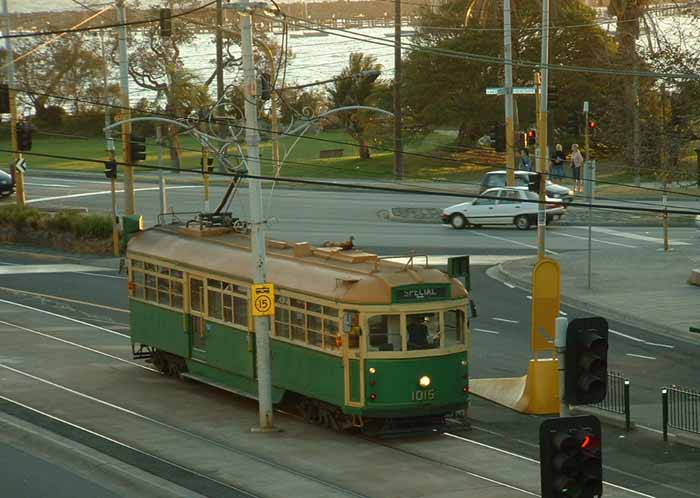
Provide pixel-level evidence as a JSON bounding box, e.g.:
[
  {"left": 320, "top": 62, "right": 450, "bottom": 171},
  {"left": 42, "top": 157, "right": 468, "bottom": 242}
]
[
  {"left": 528, "top": 172, "right": 542, "bottom": 193},
  {"left": 159, "top": 8, "right": 172, "bottom": 37},
  {"left": 0, "top": 84, "right": 9, "bottom": 114},
  {"left": 493, "top": 123, "right": 506, "bottom": 153},
  {"left": 17, "top": 122, "right": 32, "bottom": 151},
  {"left": 200, "top": 154, "right": 214, "bottom": 171},
  {"left": 565, "top": 317, "right": 609, "bottom": 405},
  {"left": 129, "top": 135, "right": 146, "bottom": 163},
  {"left": 104, "top": 159, "right": 117, "bottom": 179},
  {"left": 540, "top": 415, "right": 603, "bottom": 498},
  {"left": 527, "top": 129, "right": 537, "bottom": 146}
]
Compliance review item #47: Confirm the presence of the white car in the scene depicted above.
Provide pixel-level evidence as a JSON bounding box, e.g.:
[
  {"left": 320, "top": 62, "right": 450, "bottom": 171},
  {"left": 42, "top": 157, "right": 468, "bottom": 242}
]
[{"left": 441, "top": 187, "right": 566, "bottom": 230}]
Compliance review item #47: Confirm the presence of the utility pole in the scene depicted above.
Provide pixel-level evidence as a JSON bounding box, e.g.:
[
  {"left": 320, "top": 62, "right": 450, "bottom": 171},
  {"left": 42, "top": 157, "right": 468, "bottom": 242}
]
[
  {"left": 239, "top": 0, "right": 275, "bottom": 432},
  {"left": 503, "top": 0, "right": 515, "bottom": 187},
  {"left": 116, "top": 0, "right": 135, "bottom": 215},
  {"left": 2, "top": 0, "right": 24, "bottom": 206},
  {"left": 156, "top": 125, "right": 167, "bottom": 214},
  {"left": 393, "top": 0, "right": 403, "bottom": 178},
  {"left": 584, "top": 101, "right": 592, "bottom": 289},
  {"left": 537, "top": 0, "right": 550, "bottom": 261},
  {"left": 215, "top": 0, "right": 226, "bottom": 173}
]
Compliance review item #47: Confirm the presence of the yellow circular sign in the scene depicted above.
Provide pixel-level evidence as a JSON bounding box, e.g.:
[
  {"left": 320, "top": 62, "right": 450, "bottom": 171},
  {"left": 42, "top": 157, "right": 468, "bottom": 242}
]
[{"left": 255, "top": 294, "right": 272, "bottom": 314}]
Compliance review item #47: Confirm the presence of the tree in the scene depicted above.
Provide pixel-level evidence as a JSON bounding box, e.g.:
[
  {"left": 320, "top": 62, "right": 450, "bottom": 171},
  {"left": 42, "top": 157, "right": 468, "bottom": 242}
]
[
  {"left": 278, "top": 87, "right": 328, "bottom": 126},
  {"left": 327, "top": 53, "right": 389, "bottom": 160}
]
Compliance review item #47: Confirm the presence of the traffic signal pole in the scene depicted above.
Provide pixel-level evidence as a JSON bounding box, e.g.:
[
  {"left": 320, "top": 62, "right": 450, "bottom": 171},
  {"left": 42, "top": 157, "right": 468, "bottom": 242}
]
[
  {"left": 116, "top": 0, "right": 135, "bottom": 215},
  {"left": 537, "top": 0, "right": 550, "bottom": 261},
  {"left": 2, "top": 0, "right": 24, "bottom": 206},
  {"left": 239, "top": 0, "right": 276, "bottom": 432},
  {"left": 503, "top": 0, "right": 515, "bottom": 187},
  {"left": 555, "top": 317, "right": 570, "bottom": 417}
]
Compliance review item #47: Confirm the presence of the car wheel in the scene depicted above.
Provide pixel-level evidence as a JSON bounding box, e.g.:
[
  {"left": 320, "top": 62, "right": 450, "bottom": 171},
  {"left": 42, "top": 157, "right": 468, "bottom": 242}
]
[
  {"left": 450, "top": 213, "right": 467, "bottom": 229},
  {"left": 514, "top": 215, "right": 531, "bottom": 230}
]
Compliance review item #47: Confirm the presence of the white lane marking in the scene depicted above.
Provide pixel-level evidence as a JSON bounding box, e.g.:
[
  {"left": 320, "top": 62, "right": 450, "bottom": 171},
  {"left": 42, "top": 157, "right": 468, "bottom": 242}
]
[
  {"left": 493, "top": 318, "right": 519, "bottom": 324},
  {"left": 24, "top": 182, "right": 72, "bottom": 188},
  {"left": 573, "top": 226, "right": 690, "bottom": 246},
  {"left": 610, "top": 329, "right": 674, "bottom": 349},
  {"left": 26, "top": 185, "right": 200, "bottom": 204},
  {"left": 463, "top": 471, "right": 538, "bottom": 496},
  {"left": 0, "top": 320, "right": 153, "bottom": 372},
  {"left": 0, "top": 264, "right": 110, "bottom": 275},
  {"left": 474, "top": 328, "right": 501, "bottom": 335},
  {"left": 526, "top": 295, "right": 532, "bottom": 300},
  {"left": 504, "top": 282, "right": 515, "bottom": 289},
  {"left": 552, "top": 231, "right": 637, "bottom": 248},
  {"left": 0, "top": 298, "right": 128, "bottom": 338},
  {"left": 559, "top": 311, "right": 568, "bottom": 316},
  {"left": 626, "top": 353, "right": 657, "bottom": 360},
  {"left": 471, "top": 230, "right": 560, "bottom": 255},
  {"left": 78, "top": 271, "right": 127, "bottom": 280},
  {"left": 443, "top": 433, "right": 658, "bottom": 498}
]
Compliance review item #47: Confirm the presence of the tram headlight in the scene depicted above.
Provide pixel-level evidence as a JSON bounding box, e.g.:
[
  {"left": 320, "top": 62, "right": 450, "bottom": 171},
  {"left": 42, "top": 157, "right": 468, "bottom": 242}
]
[
  {"left": 419, "top": 376, "right": 431, "bottom": 388},
  {"left": 369, "top": 367, "right": 376, "bottom": 374}
]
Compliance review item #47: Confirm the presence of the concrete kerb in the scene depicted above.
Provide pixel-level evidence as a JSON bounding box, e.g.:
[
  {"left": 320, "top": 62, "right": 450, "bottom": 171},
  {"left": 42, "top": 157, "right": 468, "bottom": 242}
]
[
  {"left": 0, "top": 410, "right": 209, "bottom": 498},
  {"left": 570, "top": 405, "right": 636, "bottom": 432},
  {"left": 492, "top": 261, "right": 700, "bottom": 347}
]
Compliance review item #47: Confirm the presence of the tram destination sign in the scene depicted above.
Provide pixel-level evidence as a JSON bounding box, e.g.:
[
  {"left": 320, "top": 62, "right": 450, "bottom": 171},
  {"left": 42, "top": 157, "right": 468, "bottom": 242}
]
[{"left": 392, "top": 284, "right": 450, "bottom": 304}]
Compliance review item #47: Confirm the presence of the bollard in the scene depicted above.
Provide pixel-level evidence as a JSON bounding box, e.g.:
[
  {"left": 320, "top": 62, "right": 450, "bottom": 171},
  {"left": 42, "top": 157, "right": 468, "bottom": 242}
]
[
  {"left": 624, "top": 379, "right": 631, "bottom": 432},
  {"left": 662, "top": 387, "right": 669, "bottom": 441}
]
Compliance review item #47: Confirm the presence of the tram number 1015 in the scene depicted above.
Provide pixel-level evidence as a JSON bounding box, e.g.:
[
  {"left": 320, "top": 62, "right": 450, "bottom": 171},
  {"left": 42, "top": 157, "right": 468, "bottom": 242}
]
[{"left": 411, "top": 389, "right": 435, "bottom": 401}]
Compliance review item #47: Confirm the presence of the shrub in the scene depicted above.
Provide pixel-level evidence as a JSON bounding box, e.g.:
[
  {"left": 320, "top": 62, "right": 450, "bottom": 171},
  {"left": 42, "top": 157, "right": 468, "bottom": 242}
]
[
  {"left": 75, "top": 213, "right": 113, "bottom": 240},
  {"left": 0, "top": 207, "right": 113, "bottom": 240},
  {"left": 0, "top": 205, "right": 43, "bottom": 229},
  {"left": 46, "top": 211, "right": 80, "bottom": 233}
]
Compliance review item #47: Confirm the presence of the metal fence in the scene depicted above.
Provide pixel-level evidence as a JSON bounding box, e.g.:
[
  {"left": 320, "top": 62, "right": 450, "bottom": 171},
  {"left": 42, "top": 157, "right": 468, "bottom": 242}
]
[
  {"left": 662, "top": 385, "right": 700, "bottom": 440},
  {"left": 593, "top": 371, "right": 631, "bottom": 431}
]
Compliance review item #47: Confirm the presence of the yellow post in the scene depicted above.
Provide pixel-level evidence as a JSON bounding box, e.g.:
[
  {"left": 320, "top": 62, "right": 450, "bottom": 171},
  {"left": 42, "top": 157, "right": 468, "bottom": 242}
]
[
  {"left": 111, "top": 176, "right": 119, "bottom": 257},
  {"left": 9, "top": 91, "right": 25, "bottom": 206},
  {"left": 535, "top": 72, "right": 547, "bottom": 261}
]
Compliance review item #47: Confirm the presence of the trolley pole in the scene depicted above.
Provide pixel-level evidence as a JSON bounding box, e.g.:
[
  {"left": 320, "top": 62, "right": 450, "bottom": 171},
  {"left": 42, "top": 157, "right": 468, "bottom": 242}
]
[
  {"left": 537, "top": 0, "right": 550, "bottom": 261},
  {"left": 503, "top": 0, "right": 515, "bottom": 187},
  {"left": 240, "top": 0, "right": 276, "bottom": 432},
  {"left": 116, "top": 0, "right": 135, "bottom": 215},
  {"left": 2, "top": 0, "right": 25, "bottom": 206}
]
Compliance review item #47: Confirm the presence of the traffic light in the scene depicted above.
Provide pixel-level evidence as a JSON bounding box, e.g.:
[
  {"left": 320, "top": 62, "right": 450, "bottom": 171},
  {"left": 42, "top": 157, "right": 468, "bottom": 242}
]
[
  {"left": 129, "top": 135, "right": 146, "bottom": 163},
  {"left": 588, "top": 120, "right": 597, "bottom": 136},
  {"left": 493, "top": 123, "right": 506, "bottom": 153},
  {"left": 528, "top": 172, "right": 542, "bottom": 193},
  {"left": 200, "top": 154, "right": 214, "bottom": 171},
  {"left": 565, "top": 317, "right": 609, "bottom": 406},
  {"left": 17, "top": 122, "right": 32, "bottom": 151},
  {"left": 104, "top": 159, "right": 117, "bottom": 179},
  {"left": 159, "top": 8, "right": 172, "bottom": 37},
  {"left": 0, "top": 84, "right": 9, "bottom": 114},
  {"left": 540, "top": 415, "right": 603, "bottom": 498},
  {"left": 527, "top": 129, "right": 537, "bottom": 146}
]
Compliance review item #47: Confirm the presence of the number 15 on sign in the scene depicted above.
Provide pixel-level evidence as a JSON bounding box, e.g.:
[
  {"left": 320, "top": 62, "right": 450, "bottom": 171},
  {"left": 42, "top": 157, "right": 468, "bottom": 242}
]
[{"left": 251, "top": 283, "right": 275, "bottom": 317}]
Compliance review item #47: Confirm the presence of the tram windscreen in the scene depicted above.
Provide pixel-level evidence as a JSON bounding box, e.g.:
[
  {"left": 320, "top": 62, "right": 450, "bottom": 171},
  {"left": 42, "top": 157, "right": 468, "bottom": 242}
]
[
  {"left": 368, "top": 315, "right": 401, "bottom": 351},
  {"left": 444, "top": 309, "right": 466, "bottom": 346},
  {"left": 407, "top": 313, "right": 440, "bottom": 351}
]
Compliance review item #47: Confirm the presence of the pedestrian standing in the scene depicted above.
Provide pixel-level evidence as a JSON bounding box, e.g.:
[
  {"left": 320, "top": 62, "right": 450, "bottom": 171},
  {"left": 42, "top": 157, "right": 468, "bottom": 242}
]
[
  {"left": 551, "top": 144, "right": 566, "bottom": 181},
  {"left": 571, "top": 144, "right": 584, "bottom": 192},
  {"left": 517, "top": 149, "right": 532, "bottom": 172}
]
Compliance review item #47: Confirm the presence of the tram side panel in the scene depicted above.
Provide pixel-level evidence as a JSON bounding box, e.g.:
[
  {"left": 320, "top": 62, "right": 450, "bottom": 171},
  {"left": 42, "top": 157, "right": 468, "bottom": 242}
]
[{"left": 130, "top": 300, "right": 189, "bottom": 358}]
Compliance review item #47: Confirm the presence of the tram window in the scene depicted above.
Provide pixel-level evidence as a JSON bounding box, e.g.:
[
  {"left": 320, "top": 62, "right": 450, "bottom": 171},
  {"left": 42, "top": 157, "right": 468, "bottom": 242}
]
[
  {"left": 323, "top": 319, "right": 339, "bottom": 350},
  {"left": 407, "top": 313, "right": 440, "bottom": 351},
  {"left": 208, "top": 289, "right": 223, "bottom": 320},
  {"left": 171, "top": 269, "right": 183, "bottom": 279},
  {"left": 444, "top": 309, "right": 466, "bottom": 347},
  {"left": 145, "top": 262, "right": 156, "bottom": 272},
  {"left": 132, "top": 260, "right": 144, "bottom": 270},
  {"left": 323, "top": 306, "right": 338, "bottom": 317},
  {"left": 276, "top": 295, "right": 290, "bottom": 306},
  {"left": 190, "top": 279, "right": 203, "bottom": 311},
  {"left": 290, "top": 298, "right": 305, "bottom": 309},
  {"left": 208, "top": 279, "right": 223, "bottom": 289},
  {"left": 233, "top": 296, "right": 248, "bottom": 327},
  {"left": 172, "top": 281, "right": 183, "bottom": 309},
  {"left": 308, "top": 314, "right": 323, "bottom": 347},
  {"left": 308, "top": 302, "right": 322, "bottom": 313},
  {"left": 132, "top": 269, "right": 145, "bottom": 299},
  {"left": 158, "top": 277, "right": 170, "bottom": 305},
  {"left": 368, "top": 315, "right": 402, "bottom": 352},
  {"left": 223, "top": 294, "right": 233, "bottom": 322},
  {"left": 291, "top": 310, "right": 305, "bottom": 342},
  {"left": 145, "top": 274, "right": 157, "bottom": 302},
  {"left": 275, "top": 308, "right": 290, "bottom": 338}
]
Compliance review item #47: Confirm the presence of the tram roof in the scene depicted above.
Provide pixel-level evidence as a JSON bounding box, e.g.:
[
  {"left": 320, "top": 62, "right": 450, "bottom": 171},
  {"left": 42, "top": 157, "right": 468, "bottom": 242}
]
[{"left": 127, "top": 225, "right": 468, "bottom": 305}]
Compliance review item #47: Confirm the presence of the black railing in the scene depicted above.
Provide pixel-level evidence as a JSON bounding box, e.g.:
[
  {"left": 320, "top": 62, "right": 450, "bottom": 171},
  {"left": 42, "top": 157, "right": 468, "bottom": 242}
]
[
  {"left": 662, "top": 385, "right": 700, "bottom": 440},
  {"left": 593, "top": 371, "right": 631, "bottom": 431}
]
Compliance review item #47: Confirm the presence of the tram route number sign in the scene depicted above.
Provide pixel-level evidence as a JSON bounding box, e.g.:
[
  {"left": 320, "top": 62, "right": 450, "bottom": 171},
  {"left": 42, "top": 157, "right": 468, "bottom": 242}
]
[{"left": 251, "top": 283, "right": 275, "bottom": 317}]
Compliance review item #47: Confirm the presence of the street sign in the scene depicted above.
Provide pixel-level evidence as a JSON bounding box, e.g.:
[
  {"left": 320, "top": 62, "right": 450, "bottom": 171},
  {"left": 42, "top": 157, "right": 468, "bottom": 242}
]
[
  {"left": 251, "top": 283, "right": 275, "bottom": 317},
  {"left": 531, "top": 257, "right": 561, "bottom": 352},
  {"left": 485, "top": 87, "right": 536, "bottom": 96},
  {"left": 15, "top": 158, "right": 27, "bottom": 174}
]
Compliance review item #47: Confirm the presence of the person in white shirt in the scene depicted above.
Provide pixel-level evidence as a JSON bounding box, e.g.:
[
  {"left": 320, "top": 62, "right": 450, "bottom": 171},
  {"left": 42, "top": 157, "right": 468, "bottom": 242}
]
[{"left": 571, "top": 144, "right": 584, "bottom": 192}]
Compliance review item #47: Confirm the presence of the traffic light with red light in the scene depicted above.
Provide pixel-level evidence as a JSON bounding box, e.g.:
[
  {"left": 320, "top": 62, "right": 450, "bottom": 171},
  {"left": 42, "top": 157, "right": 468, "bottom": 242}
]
[
  {"left": 527, "top": 129, "right": 537, "bottom": 146},
  {"left": 588, "top": 120, "right": 597, "bottom": 131},
  {"left": 565, "top": 317, "right": 609, "bottom": 405},
  {"left": 540, "top": 415, "right": 603, "bottom": 498}
]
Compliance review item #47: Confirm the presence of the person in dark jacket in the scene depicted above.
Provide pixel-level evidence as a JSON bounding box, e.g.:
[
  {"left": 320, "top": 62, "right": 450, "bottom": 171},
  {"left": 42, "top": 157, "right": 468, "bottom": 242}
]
[{"left": 551, "top": 144, "right": 566, "bottom": 181}]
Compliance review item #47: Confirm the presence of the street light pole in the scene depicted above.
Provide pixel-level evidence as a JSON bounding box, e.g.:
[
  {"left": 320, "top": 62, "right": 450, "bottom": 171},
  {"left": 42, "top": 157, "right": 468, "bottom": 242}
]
[
  {"left": 116, "top": 0, "right": 135, "bottom": 215},
  {"left": 239, "top": 0, "right": 276, "bottom": 432},
  {"left": 503, "top": 0, "right": 515, "bottom": 187},
  {"left": 537, "top": 0, "right": 550, "bottom": 261},
  {"left": 393, "top": 0, "right": 404, "bottom": 178}
]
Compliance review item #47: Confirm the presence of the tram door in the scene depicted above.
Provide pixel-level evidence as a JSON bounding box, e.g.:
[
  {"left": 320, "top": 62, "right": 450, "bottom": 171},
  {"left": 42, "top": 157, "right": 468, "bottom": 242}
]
[
  {"left": 188, "top": 276, "right": 207, "bottom": 362},
  {"left": 342, "top": 311, "right": 364, "bottom": 407}
]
